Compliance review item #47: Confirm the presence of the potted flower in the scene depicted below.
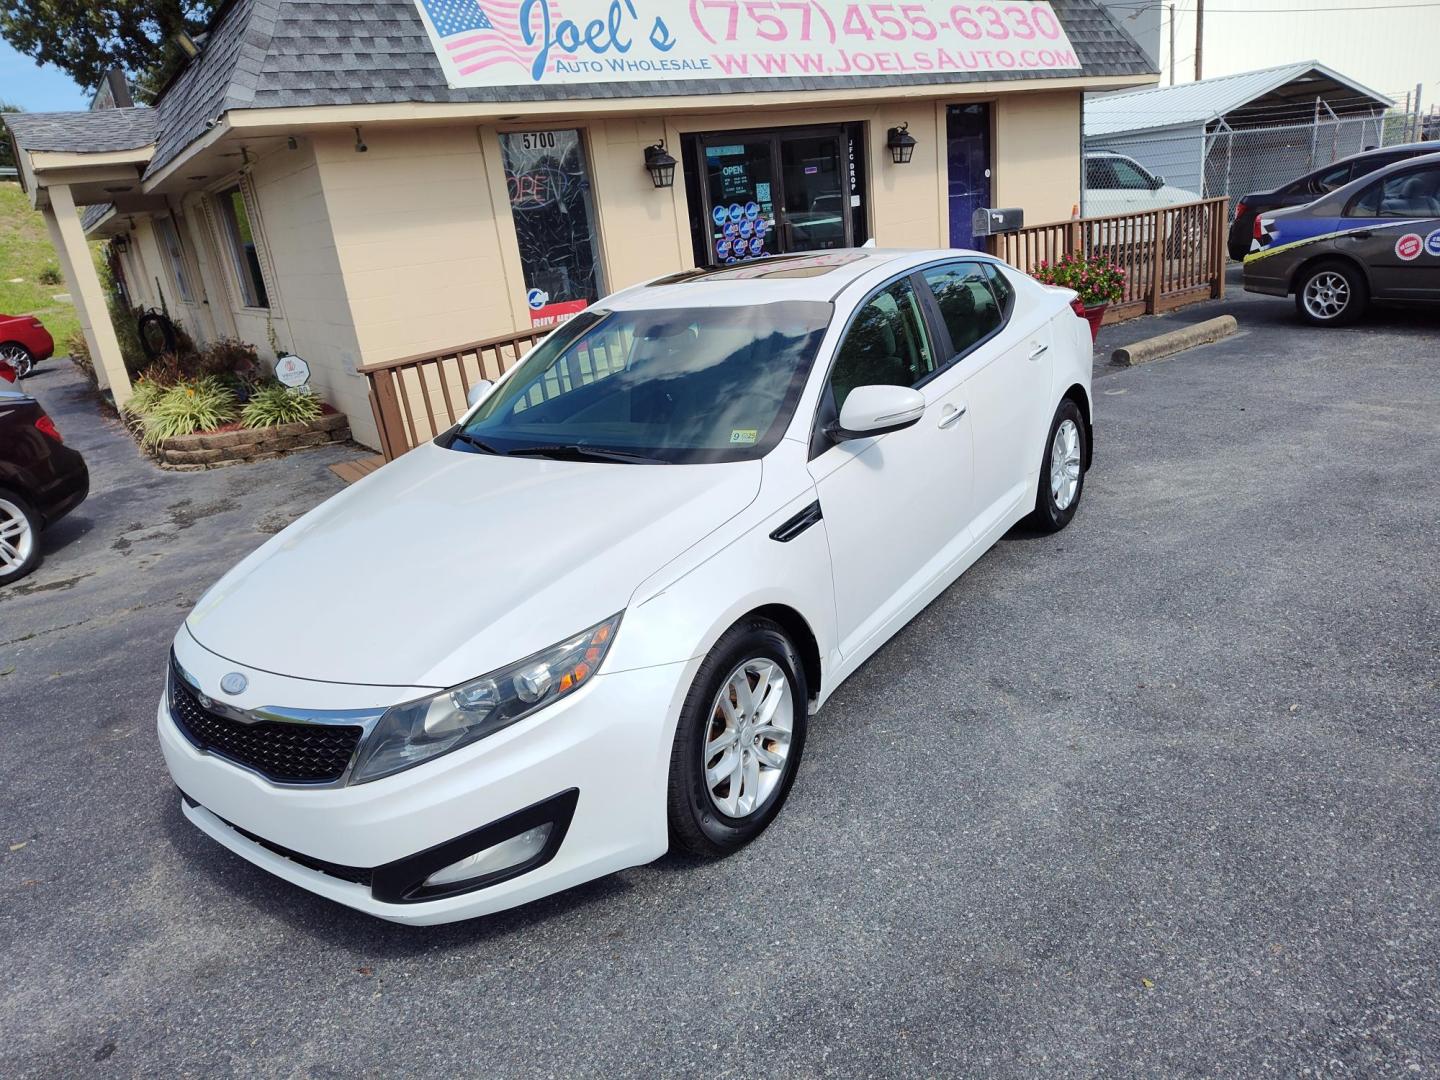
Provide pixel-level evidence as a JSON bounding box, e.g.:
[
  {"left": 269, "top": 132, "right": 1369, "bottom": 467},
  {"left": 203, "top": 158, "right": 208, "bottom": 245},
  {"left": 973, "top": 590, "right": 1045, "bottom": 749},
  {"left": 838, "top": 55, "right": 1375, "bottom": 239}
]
[{"left": 1032, "top": 253, "right": 1126, "bottom": 342}]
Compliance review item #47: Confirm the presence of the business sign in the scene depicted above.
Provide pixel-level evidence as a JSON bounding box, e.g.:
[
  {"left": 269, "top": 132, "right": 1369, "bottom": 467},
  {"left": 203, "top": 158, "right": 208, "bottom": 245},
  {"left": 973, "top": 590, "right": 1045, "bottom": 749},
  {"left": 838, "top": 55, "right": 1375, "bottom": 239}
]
[
  {"left": 414, "top": 0, "right": 1079, "bottom": 89},
  {"left": 274, "top": 354, "right": 311, "bottom": 388}
]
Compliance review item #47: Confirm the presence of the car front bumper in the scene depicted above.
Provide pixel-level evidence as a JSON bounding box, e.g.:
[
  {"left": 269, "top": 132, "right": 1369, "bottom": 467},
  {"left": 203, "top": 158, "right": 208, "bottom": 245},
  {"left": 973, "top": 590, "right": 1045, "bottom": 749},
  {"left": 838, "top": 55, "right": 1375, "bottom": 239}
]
[{"left": 157, "top": 645, "right": 693, "bottom": 925}]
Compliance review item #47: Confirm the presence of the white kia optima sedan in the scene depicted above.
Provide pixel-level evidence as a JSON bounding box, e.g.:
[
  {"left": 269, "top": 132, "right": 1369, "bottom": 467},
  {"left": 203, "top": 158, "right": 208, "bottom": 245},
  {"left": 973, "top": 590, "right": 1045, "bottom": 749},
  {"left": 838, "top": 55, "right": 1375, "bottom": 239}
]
[{"left": 160, "top": 249, "right": 1094, "bottom": 925}]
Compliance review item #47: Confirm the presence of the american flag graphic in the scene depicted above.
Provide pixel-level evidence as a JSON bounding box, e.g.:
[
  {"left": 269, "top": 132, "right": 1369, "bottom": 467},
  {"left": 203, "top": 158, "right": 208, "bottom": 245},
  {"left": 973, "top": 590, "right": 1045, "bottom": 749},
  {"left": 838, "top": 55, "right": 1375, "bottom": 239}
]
[{"left": 418, "top": 0, "right": 567, "bottom": 76}]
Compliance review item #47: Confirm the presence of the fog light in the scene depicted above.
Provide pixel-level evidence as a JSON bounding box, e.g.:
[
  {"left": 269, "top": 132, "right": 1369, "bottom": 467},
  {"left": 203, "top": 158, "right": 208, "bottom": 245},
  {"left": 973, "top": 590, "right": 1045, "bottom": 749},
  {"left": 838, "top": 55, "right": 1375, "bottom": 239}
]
[{"left": 422, "top": 823, "right": 552, "bottom": 888}]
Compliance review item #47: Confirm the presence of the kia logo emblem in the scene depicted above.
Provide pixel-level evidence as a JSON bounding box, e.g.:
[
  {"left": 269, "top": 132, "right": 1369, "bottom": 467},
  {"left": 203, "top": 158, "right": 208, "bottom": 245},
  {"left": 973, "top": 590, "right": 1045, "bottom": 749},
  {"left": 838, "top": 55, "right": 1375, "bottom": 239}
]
[{"left": 220, "top": 672, "right": 249, "bottom": 696}]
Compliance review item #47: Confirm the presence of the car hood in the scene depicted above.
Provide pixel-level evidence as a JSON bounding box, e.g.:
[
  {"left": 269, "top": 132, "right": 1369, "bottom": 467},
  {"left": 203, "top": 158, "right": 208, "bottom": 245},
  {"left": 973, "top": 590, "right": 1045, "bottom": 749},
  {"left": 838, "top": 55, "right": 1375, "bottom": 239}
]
[{"left": 186, "top": 443, "right": 761, "bottom": 688}]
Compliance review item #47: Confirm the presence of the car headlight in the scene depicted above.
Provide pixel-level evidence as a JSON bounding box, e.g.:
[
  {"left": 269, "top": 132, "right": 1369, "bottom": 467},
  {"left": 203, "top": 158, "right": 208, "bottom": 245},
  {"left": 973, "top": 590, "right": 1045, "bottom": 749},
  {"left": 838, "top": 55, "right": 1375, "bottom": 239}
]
[{"left": 350, "top": 614, "right": 622, "bottom": 784}]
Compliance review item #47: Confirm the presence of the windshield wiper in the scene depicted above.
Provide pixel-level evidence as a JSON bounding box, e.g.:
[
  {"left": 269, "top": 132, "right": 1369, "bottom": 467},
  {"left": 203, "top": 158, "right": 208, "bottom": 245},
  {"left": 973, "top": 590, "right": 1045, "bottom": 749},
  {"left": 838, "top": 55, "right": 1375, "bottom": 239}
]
[
  {"left": 505, "top": 443, "right": 668, "bottom": 464},
  {"left": 449, "top": 431, "right": 503, "bottom": 455}
]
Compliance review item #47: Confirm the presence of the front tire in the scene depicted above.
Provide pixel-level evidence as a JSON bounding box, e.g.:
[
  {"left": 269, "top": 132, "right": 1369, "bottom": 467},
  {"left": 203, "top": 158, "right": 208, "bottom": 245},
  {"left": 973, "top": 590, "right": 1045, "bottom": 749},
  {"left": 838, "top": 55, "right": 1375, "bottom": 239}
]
[
  {"left": 1296, "top": 260, "right": 1367, "bottom": 326},
  {"left": 0, "top": 344, "right": 34, "bottom": 379},
  {"left": 667, "top": 618, "right": 808, "bottom": 857},
  {"left": 1027, "top": 400, "right": 1088, "bottom": 534},
  {"left": 0, "top": 488, "right": 43, "bottom": 586}
]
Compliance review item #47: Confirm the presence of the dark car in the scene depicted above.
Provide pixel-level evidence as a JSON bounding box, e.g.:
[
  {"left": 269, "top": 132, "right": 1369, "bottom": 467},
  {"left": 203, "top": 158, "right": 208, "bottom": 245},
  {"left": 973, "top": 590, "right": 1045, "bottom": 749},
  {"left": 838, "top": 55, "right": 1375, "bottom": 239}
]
[
  {"left": 1242, "top": 152, "right": 1440, "bottom": 325},
  {"left": 0, "top": 313, "right": 56, "bottom": 379},
  {"left": 0, "top": 388, "right": 89, "bottom": 585},
  {"left": 1228, "top": 142, "right": 1440, "bottom": 262}
]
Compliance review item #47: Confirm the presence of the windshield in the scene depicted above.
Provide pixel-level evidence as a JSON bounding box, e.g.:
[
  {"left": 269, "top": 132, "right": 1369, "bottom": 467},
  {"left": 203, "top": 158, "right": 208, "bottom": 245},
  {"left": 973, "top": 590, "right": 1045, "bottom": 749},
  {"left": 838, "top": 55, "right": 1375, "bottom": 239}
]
[{"left": 451, "top": 301, "right": 833, "bottom": 463}]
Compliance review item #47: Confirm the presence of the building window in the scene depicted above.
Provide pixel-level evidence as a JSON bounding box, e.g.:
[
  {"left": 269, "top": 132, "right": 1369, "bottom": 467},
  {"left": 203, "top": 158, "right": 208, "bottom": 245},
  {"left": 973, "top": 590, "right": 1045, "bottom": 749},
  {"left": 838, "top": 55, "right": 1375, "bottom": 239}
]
[
  {"left": 216, "top": 184, "right": 270, "bottom": 309},
  {"left": 155, "top": 216, "right": 194, "bottom": 303},
  {"left": 499, "top": 130, "right": 604, "bottom": 326}
]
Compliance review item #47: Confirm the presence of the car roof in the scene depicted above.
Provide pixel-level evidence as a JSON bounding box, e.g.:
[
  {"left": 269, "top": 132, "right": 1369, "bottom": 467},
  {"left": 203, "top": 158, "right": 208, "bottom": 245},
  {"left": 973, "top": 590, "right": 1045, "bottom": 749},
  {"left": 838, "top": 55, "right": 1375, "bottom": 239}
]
[
  {"left": 1339, "top": 140, "right": 1438, "bottom": 164},
  {"left": 608, "top": 249, "right": 997, "bottom": 309}
]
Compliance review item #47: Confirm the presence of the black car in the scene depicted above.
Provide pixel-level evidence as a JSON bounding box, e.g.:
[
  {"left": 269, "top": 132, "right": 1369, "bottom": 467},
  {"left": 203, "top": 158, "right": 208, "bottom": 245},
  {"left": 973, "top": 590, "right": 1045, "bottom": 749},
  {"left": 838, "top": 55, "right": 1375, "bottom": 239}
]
[
  {"left": 1228, "top": 141, "right": 1440, "bottom": 262},
  {"left": 0, "top": 388, "right": 89, "bottom": 585}
]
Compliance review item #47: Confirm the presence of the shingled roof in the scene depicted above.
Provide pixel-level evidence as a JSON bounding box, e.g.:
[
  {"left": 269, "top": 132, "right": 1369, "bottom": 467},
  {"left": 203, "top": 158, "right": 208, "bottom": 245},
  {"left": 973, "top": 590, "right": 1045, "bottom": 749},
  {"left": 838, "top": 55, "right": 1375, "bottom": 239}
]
[
  {"left": 4, "top": 108, "right": 159, "bottom": 154},
  {"left": 12, "top": 0, "right": 1155, "bottom": 179}
]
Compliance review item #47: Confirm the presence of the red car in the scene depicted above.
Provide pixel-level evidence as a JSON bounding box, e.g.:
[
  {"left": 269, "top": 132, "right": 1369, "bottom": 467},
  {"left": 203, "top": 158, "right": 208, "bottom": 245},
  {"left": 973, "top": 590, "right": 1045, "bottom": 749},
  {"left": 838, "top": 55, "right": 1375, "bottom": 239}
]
[{"left": 0, "top": 313, "right": 56, "bottom": 379}]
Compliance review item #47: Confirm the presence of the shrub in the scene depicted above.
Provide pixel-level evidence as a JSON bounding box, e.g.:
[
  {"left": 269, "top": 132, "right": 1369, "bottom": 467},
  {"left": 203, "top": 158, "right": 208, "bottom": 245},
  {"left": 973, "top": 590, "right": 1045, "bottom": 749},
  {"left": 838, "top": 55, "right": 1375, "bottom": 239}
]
[
  {"left": 38, "top": 265, "right": 63, "bottom": 286},
  {"left": 1032, "top": 253, "right": 1126, "bottom": 308},
  {"left": 66, "top": 331, "right": 96, "bottom": 386},
  {"left": 123, "top": 378, "right": 167, "bottom": 417},
  {"left": 137, "top": 338, "right": 264, "bottom": 388},
  {"left": 241, "top": 383, "right": 322, "bottom": 428},
  {"left": 140, "top": 380, "right": 239, "bottom": 446}
]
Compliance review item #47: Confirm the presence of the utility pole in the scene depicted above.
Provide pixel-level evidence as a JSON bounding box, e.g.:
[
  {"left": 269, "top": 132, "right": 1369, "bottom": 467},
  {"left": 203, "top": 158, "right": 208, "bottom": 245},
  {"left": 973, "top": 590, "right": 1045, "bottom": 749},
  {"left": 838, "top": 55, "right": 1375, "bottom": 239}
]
[
  {"left": 1195, "top": 0, "right": 1204, "bottom": 81},
  {"left": 1168, "top": 4, "right": 1176, "bottom": 86}
]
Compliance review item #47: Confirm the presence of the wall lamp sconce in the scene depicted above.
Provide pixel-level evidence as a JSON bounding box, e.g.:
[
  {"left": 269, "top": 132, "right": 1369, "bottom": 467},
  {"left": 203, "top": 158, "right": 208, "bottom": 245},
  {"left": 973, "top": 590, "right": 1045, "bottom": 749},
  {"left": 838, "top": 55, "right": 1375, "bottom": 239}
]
[
  {"left": 113, "top": 235, "right": 130, "bottom": 254},
  {"left": 643, "top": 141, "right": 676, "bottom": 188},
  {"left": 887, "top": 123, "right": 917, "bottom": 165},
  {"left": 354, "top": 127, "right": 368, "bottom": 153}
]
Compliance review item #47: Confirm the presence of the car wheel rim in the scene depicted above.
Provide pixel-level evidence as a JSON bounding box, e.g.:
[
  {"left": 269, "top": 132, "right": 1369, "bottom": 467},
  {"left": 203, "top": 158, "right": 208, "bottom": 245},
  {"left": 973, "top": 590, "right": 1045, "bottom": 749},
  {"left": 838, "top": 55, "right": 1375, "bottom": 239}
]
[
  {"left": 1050, "top": 419, "right": 1082, "bottom": 511},
  {"left": 0, "top": 346, "right": 30, "bottom": 378},
  {"left": 0, "top": 498, "right": 35, "bottom": 574},
  {"left": 1303, "top": 273, "right": 1349, "bottom": 320},
  {"left": 701, "top": 658, "right": 794, "bottom": 819}
]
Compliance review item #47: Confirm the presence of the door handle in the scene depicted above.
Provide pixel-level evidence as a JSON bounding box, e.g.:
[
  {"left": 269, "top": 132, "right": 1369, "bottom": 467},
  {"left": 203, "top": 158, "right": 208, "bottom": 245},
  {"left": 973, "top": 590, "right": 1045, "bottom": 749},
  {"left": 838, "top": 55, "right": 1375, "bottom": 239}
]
[
  {"left": 1348, "top": 230, "right": 1373, "bottom": 239},
  {"left": 1029, "top": 344, "right": 1049, "bottom": 361},
  {"left": 939, "top": 404, "right": 968, "bottom": 429}
]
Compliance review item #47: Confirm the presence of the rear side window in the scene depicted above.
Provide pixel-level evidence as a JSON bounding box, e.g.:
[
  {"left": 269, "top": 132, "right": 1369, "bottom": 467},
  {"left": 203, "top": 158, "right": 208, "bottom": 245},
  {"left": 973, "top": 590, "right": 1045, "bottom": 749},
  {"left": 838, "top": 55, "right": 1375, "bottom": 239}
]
[
  {"left": 922, "top": 262, "right": 1003, "bottom": 358},
  {"left": 1086, "top": 158, "right": 1118, "bottom": 190},
  {"left": 1313, "top": 162, "right": 1352, "bottom": 193},
  {"left": 1348, "top": 167, "right": 1440, "bottom": 218},
  {"left": 981, "top": 263, "right": 1016, "bottom": 318}
]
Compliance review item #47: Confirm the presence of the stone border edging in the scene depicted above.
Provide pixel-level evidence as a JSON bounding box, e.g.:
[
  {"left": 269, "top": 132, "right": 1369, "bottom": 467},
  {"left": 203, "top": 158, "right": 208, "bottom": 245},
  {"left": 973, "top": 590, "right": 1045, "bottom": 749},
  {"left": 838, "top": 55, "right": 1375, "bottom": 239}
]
[
  {"left": 124, "top": 411, "right": 352, "bottom": 470},
  {"left": 1110, "top": 315, "right": 1239, "bottom": 367}
]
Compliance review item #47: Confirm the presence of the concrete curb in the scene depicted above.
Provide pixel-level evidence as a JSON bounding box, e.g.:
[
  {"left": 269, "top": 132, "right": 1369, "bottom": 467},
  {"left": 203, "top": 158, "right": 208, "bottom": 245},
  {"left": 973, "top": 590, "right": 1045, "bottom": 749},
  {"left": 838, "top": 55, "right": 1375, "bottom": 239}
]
[{"left": 1111, "top": 315, "right": 1239, "bottom": 367}]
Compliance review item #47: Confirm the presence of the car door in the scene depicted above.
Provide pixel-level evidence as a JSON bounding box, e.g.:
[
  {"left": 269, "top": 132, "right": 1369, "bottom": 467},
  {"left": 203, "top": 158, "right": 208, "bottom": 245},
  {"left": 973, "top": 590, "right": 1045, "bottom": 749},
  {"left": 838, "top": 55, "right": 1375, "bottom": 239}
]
[
  {"left": 1340, "top": 164, "right": 1440, "bottom": 300},
  {"left": 808, "top": 273, "right": 975, "bottom": 659},
  {"left": 920, "top": 261, "right": 1053, "bottom": 540}
]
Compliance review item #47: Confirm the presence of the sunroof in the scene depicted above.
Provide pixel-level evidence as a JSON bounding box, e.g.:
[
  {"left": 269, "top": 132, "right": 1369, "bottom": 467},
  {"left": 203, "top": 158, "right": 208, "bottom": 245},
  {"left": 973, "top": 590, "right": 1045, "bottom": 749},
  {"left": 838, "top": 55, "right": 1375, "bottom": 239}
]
[{"left": 647, "top": 251, "right": 870, "bottom": 286}]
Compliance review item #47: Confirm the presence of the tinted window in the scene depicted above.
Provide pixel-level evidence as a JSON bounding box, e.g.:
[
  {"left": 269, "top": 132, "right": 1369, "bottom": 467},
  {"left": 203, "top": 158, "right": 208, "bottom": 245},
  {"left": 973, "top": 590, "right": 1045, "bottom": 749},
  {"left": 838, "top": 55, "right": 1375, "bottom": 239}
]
[
  {"left": 1349, "top": 167, "right": 1440, "bottom": 218},
  {"left": 1313, "top": 162, "right": 1352, "bottom": 193},
  {"left": 458, "top": 302, "right": 832, "bottom": 463},
  {"left": 923, "top": 262, "right": 1004, "bottom": 357},
  {"left": 828, "top": 277, "right": 935, "bottom": 411},
  {"left": 1086, "top": 158, "right": 1117, "bottom": 189},
  {"left": 982, "top": 263, "right": 1016, "bottom": 317}
]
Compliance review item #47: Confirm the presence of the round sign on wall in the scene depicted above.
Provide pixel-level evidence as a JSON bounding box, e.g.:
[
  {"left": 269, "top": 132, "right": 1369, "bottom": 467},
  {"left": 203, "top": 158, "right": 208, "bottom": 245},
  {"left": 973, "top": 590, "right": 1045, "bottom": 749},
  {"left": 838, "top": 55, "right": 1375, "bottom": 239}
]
[{"left": 274, "top": 354, "right": 311, "bottom": 388}]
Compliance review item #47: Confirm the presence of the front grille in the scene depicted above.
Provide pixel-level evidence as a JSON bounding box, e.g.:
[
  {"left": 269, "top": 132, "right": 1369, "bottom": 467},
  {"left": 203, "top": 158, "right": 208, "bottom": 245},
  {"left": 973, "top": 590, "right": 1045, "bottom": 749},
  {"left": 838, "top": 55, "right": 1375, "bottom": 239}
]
[{"left": 169, "top": 665, "right": 363, "bottom": 784}]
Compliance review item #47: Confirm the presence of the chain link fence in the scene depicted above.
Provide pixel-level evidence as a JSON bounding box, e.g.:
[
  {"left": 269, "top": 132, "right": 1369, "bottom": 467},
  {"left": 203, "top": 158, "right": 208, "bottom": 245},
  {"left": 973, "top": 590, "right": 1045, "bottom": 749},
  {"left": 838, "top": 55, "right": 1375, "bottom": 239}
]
[{"left": 1084, "top": 95, "right": 1431, "bottom": 222}]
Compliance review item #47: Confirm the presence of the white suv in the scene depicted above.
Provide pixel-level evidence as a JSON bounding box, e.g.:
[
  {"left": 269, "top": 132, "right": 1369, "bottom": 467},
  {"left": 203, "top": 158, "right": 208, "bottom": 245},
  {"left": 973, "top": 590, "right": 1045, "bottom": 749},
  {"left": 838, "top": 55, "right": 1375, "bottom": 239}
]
[{"left": 1085, "top": 151, "right": 1202, "bottom": 218}]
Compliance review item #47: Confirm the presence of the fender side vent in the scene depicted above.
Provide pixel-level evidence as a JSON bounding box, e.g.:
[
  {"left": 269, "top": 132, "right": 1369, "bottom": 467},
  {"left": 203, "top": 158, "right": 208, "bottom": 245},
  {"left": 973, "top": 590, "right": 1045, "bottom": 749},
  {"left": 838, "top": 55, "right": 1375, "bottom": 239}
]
[{"left": 770, "top": 501, "right": 823, "bottom": 543}]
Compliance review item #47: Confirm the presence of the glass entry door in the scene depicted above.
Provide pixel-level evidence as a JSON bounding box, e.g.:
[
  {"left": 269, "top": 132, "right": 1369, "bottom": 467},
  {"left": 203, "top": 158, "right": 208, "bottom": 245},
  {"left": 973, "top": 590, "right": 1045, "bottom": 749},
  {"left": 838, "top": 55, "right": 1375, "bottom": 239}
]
[{"left": 698, "top": 127, "right": 853, "bottom": 265}]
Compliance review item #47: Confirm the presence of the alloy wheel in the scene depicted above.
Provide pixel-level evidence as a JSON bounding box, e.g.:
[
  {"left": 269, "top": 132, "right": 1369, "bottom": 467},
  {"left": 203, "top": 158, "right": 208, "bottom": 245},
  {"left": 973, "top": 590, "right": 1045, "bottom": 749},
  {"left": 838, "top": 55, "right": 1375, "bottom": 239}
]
[
  {"left": 0, "top": 345, "right": 32, "bottom": 379},
  {"left": 0, "top": 497, "right": 36, "bottom": 575},
  {"left": 1303, "top": 272, "right": 1350, "bottom": 321},
  {"left": 1050, "top": 419, "right": 1082, "bottom": 511},
  {"left": 701, "top": 658, "right": 794, "bottom": 819}
]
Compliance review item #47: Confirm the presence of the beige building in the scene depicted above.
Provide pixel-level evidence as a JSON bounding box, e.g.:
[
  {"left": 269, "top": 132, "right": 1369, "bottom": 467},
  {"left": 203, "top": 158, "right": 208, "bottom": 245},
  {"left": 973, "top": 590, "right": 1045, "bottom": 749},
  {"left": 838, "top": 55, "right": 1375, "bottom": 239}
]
[{"left": 4, "top": 0, "right": 1155, "bottom": 450}]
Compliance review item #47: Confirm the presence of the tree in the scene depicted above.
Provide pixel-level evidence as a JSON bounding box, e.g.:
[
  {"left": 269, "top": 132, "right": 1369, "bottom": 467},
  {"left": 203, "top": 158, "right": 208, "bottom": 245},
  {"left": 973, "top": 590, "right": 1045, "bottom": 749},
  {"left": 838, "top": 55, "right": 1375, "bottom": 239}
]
[
  {"left": 0, "top": 1, "right": 214, "bottom": 105},
  {"left": 1, "top": 102, "right": 20, "bottom": 172}
]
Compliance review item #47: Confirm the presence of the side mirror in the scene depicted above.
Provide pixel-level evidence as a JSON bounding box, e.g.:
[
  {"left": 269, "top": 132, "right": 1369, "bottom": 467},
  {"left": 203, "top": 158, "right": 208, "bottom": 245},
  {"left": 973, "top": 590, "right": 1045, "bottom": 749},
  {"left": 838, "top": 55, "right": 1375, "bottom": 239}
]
[
  {"left": 1152, "top": 175, "right": 1166, "bottom": 189},
  {"left": 830, "top": 385, "right": 926, "bottom": 441},
  {"left": 465, "top": 379, "right": 494, "bottom": 409}
]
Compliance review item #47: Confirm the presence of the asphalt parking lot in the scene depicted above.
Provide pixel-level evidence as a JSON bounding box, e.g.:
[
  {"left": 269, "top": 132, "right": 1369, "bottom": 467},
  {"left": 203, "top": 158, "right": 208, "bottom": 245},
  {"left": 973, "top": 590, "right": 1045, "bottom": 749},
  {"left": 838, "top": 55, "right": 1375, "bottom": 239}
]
[{"left": 2, "top": 291, "right": 1438, "bottom": 1078}]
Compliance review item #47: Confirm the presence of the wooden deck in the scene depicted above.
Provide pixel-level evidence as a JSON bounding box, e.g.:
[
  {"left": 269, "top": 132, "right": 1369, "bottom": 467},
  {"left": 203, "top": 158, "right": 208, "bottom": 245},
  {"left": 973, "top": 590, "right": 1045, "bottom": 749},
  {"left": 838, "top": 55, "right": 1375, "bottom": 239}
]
[{"left": 329, "top": 454, "right": 386, "bottom": 485}]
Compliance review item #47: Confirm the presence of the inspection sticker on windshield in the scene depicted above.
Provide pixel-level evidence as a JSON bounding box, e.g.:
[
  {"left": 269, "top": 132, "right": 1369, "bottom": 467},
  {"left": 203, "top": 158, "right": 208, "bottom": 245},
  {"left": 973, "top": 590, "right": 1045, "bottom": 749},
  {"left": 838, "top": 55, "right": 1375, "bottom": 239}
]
[{"left": 729, "top": 429, "right": 758, "bottom": 445}]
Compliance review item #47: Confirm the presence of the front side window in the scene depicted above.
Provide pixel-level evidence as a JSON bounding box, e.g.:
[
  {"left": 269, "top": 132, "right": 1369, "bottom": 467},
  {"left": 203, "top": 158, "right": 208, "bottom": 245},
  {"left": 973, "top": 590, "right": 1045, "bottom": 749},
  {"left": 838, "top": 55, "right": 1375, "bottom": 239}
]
[
  {"left": 922, "top": 262, "right": 1004, "bottom": 359},
  {"left": 500, "top": 130, "right": 605, "bottom": 327},
  {"left": 456, "top": 301, "right": 831, "bottom": 463},
  {"left": 1109, "top": 158, "right": 1155, "bottom": 190},
  {"left": 155, "top": 216, "right": 194, "bottom": 303},
  {"left": 1348, "top": 167, "right": 1440, "bottom": 218},
  {"left": 827, "top": 277, "right": 935, "bottom": 412},
  {"left": 216, "top": 185, "right": 269, "bottom": 308}
]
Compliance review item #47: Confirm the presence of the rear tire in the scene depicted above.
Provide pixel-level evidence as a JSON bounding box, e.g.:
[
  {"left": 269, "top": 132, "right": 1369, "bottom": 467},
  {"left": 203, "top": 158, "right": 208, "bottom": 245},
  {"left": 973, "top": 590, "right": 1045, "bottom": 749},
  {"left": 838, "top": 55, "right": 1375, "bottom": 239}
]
[
  {"left": 1295, "top": 260, "right": 1367, "bottom": 327},
  {"left": 1027, "top": 400, "right": 1088, "bottom": 534},
  {"left": 0, "top": 344, "right": 34, "bottom": 379},
  {"left": 0, "top": 488, "right": 43, "bottom": 586},
  {"left": 667, "top": 618, "right": 808, "bottom": 857}
]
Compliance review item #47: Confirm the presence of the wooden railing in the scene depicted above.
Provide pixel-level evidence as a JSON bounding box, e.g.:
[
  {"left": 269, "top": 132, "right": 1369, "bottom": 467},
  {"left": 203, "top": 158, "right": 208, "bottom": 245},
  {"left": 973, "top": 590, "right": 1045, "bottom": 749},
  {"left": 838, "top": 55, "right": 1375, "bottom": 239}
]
[
  {"left": 362, "top": 198, "right": 1228, "bottom": 461},
  {"left": 359, "top": 327, "right": 548, "bottom": 460},
  {"left": 989, "top": 197, "right": 1228, "bottom": 323}
]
